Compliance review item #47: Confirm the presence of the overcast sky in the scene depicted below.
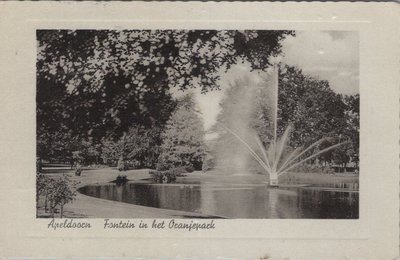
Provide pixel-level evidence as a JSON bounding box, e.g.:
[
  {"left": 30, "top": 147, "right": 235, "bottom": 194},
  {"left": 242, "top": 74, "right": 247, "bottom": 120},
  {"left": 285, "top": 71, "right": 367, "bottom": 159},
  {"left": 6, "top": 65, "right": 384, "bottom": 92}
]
[
  {"left": 281, "top": 30, "right": 359, "bottom": 95},
  {"left": 193, "top": 30, "right": 359, "bottom": 132}
]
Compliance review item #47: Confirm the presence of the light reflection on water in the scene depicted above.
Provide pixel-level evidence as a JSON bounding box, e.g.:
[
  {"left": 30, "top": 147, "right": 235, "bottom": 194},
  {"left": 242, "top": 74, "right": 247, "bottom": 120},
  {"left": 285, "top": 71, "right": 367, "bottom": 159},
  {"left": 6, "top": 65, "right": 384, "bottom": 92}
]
[{"left": 79, "top": 179, "right": 359, "bottom": 219}]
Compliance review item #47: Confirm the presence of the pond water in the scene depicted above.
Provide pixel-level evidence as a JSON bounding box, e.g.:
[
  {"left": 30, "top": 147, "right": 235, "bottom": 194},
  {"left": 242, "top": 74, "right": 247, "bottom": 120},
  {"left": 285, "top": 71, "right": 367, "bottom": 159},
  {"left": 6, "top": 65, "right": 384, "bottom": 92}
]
[{"left": 79, "top": 177, "right": 359, "bottom": 219}]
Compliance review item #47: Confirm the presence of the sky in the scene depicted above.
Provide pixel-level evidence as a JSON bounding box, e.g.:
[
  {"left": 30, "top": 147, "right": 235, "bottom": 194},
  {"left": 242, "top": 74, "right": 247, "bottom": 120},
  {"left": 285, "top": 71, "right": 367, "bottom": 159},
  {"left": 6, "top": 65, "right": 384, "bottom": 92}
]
[
  {"left": 281, "top": 31, "right": 359, "bottom": 95},
  {"left": 192, "top": 30, "right": 360, "bottom": 133}
]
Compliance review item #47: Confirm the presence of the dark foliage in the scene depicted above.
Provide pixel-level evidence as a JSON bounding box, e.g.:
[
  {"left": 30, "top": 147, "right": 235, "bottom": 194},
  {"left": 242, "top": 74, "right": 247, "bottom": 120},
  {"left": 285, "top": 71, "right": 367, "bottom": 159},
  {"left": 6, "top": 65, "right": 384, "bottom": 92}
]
[{"left": 36, "top": 30, "right": 293, "bottom": 167}]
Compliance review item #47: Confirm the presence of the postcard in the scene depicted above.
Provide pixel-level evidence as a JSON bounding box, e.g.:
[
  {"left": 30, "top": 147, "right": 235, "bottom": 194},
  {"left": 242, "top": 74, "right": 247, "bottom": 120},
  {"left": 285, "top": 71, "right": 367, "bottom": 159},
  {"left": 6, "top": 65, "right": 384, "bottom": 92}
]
[{"left": 0, "top": 1, "right": 398, "bottom": 259}]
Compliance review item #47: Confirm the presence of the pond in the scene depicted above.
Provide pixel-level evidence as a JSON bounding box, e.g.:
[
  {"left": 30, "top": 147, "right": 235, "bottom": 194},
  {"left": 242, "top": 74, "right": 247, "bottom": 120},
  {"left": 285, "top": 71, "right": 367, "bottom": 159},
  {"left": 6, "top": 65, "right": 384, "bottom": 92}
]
[{"left": 78, "top": 177, "right": 358, "bottom": 219}]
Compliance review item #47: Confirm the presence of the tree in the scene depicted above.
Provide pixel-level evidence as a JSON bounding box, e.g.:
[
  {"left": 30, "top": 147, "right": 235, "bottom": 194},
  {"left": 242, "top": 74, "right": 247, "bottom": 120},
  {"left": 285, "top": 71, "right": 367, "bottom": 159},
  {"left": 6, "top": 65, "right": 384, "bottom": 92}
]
[
  {"left": 278, "top": 65, "right": 348, "bottom": 148},
  {"left": 47, "top": 175, "right": 77, "bottom": 218},
  {"left": 36, "top": 174, "right": 77, "bottom": 218},
  {"left": 343, "top": 94, "right": 360, "bottom": 167},
  {"left": 37, "top": 30, "right": 294, "bottom": 94},
  {"left": 36, "top": 30, "right": 294, "bottom": 164},
  {"left": 158, "top": 94, "right": 206, "bottom": 170},
  {"left": 101, "top": 125, "right": 160, "bottom": 169},
  {"left": 276, "top": 65, "right": 360, "bottom": 168}
]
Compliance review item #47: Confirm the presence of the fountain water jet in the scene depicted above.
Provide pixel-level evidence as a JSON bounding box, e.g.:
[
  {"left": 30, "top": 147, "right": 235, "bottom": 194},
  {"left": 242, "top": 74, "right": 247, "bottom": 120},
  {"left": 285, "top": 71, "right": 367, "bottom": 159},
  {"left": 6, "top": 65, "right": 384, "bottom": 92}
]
[{"left": 218, "top": 67, "right": 347, "bottom": 187}]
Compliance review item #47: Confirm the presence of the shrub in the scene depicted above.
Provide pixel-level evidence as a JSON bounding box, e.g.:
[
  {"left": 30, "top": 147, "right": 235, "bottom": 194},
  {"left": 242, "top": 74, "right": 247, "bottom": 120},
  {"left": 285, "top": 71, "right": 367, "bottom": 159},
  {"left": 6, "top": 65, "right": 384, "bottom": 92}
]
[
  {"left": 39, "top": 174, "right": 77, "bottom": 218},
  {"left": 115, "top": 175, "right": 128, "bottom": 186},
  {"left": 150, "top": 170, "right": 177, "bottom": 183},
  {"left": 156, "top": 160, "right": 195, "bottom": 173},
  {"left": 150, "top": 165, "right": 195, "bottom": 183}
]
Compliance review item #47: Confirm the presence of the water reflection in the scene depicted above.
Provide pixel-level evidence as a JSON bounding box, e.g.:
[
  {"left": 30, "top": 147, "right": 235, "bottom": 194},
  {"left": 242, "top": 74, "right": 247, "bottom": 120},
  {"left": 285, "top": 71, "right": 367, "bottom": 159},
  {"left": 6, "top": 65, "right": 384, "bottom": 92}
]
[{"left": 79, "top": 181, "right": 358, "bottom": 219}]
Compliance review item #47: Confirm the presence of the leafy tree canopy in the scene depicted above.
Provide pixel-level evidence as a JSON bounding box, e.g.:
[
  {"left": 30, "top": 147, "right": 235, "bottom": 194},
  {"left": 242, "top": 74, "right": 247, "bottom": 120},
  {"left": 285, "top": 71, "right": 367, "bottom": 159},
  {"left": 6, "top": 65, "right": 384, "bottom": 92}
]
[
  {"left": 37, "top": 30, "right": 294, "bottom": 94},
  {"left": 158, "top": 93, "right": 205, "bottom": 170},
  {"left": 37, "top": 30, "right": 294, "bottom": 162},
  {"left": 278, "top": 65, "right": 359, "bottom": 166}
]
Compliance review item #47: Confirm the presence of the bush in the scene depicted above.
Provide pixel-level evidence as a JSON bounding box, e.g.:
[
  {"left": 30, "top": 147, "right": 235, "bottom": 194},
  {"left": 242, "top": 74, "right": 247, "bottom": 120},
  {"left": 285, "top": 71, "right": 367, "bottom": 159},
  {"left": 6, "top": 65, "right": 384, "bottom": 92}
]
[
  {"left": 115, "top": 175, "right": 128, "bottom": 186},
  {"left": 36, "top": 174, "right": 77, "bottom": 218},
  {"left": 150, "top": 164, "right": 195, "bottom": 183},
  {"left": 156, "top": 160, "right": 195, "bottom": 173}
]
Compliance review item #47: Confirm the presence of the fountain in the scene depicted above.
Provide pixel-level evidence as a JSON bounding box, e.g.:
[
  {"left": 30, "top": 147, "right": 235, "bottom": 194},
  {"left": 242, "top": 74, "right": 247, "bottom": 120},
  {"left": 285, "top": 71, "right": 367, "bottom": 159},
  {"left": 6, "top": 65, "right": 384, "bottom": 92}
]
[
  {"left": 76, "top": 68, "right": 358, "bottom": 219},
  {"left": 218, "top": 67, "right": 346, "bottom": 187}
]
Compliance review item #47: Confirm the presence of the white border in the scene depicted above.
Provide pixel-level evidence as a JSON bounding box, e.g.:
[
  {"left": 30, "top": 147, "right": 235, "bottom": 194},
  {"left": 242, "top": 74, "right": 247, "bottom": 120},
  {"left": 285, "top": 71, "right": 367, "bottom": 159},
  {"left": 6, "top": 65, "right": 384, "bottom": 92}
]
[{"left": 0, "top": 2, "right": 398, "bottom": 258}]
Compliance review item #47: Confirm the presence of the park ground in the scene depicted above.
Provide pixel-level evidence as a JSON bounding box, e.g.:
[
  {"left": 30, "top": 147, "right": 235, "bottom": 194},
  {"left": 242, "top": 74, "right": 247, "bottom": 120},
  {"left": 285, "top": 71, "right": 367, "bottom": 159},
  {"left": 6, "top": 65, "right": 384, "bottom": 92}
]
[{"left": 37, "top": 167, "right": 359, "bottom": 218}]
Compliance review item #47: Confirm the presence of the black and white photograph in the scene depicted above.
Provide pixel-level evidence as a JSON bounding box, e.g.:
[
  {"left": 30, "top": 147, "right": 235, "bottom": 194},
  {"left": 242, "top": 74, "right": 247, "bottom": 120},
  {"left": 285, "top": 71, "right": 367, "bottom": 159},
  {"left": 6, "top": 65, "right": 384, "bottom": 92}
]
[
  {"left": 1, "top": 1, "right": 399, "bottom": 259},
  {"left": 36, "top": 29, "right": 360, "bottom": 219}
]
